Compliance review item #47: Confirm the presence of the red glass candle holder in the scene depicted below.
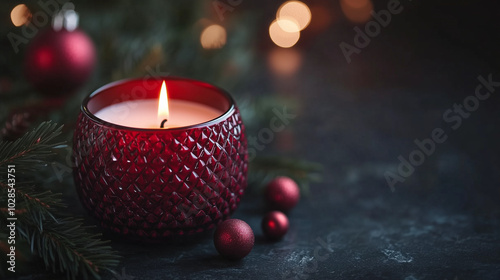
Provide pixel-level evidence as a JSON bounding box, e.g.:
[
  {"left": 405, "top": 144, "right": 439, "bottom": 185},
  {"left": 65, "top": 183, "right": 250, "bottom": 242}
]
[{"left": 73, "top": 77, "right": 248, "bottom": 241}]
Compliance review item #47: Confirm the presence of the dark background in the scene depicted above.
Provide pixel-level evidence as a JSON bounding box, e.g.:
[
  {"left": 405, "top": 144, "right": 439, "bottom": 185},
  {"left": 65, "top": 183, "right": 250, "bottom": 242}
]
[{"left": 2, "top": 0, "right": 500, "bottom": 279}]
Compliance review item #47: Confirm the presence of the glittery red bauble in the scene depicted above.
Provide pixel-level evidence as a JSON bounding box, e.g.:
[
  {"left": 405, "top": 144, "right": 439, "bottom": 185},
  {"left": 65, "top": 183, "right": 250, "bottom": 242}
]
[
  {"left": 214, "top": 219, "right": 254, "bottom": 260},
  {"left": 262, "top": 211, "right": 289, "bottom": 240},
  {"left": 265, "top": 176, "right": 300, "bottom": 211},
  {"left": 24, "top": 28, "right": 96, "bottom": 96}
]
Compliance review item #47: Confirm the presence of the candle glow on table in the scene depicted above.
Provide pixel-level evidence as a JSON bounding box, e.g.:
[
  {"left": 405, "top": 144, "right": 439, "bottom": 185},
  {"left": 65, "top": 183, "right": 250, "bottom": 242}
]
[{"left": 94, "top": 80, "right": 224, "bottom": 129}]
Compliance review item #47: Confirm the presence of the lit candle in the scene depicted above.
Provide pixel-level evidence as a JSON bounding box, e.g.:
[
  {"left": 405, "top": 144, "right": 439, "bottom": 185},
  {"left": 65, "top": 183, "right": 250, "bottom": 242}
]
[
  {"left": 94, "top": 80, "right": 223, "bottom": 129},
  {"left": 73, "top": 77, "right": 248, "bottom": 241}
]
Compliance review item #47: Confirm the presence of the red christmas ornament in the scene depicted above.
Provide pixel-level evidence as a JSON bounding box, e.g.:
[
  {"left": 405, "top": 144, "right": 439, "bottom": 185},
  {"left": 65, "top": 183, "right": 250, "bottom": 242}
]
[
  {"left": 214, "top": 219, "right": 254, "bottom": 260},
  {"left": 24, "top": 5, "right": 95, "bottom": 96},
  {"left": 265, "top": 176, "right": 300, "bottom": 211},
  {"left": 261, "top": 211, "right": 289, "bottom": 240}
]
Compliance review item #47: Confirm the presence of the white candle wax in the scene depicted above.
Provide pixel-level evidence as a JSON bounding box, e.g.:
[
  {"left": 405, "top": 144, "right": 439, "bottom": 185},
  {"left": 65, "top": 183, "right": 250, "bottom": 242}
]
[{"left": 94, "top": 99, "right": 223, "bottom": 129}]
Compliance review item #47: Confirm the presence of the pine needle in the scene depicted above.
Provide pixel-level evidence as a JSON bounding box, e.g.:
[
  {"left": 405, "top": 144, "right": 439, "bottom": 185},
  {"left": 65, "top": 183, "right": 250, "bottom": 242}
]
[
  {"left": 0, "top": 121, "right": 120, "bottom": 279},
  {"left": 0, "top": 121, "right": 64, "bottom": 173},
  {"left": 16, "top": 218, "right": 120, "bottom": 280}
]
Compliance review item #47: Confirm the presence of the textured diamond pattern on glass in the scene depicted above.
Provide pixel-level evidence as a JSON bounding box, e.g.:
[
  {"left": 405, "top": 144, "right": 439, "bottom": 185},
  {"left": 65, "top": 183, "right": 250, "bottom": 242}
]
[{"left": 73, "top": 109, "right": 247, "bottom": 240}]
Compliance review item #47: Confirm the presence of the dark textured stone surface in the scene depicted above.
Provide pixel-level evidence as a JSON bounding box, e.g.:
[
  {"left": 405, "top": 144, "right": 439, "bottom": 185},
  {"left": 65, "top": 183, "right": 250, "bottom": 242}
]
[{"left": 103, "top": 2, "right": 500, "bottom": 279}]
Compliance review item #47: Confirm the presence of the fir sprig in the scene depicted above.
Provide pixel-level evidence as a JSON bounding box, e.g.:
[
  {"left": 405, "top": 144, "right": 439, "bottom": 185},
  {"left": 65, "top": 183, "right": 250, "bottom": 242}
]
[
  {"left": 0, "top": 182, "right": 63, "bottom": 231},
  {"left": 0, "top": 122, "right": 120, "bottom": 279},
  {"left": 17, "top": 218, "right": 120, "bottom": 280},
  {"left": 0, "top": 121, "right": 64, "bottom": 174}
]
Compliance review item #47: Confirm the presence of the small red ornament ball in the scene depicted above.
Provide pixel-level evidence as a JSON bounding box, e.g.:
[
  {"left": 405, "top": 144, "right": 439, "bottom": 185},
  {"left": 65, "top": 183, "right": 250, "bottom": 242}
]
[
  {"left": 24, "top": 28, "right": 96, "bottom": 96},
  {"left": 214, "top": 219, "right": 254, "bottom": 260},
  {"left": 262, "top": 211, "right": 289, "bottom": 240},
  {"left": 265, "top": 176, "right": 300, "bottom": 211}
]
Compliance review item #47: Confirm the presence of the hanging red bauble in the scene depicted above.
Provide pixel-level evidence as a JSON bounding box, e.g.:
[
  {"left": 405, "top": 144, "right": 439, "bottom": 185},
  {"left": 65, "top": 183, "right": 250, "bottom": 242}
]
[
  {"left": 265, "top": 176, "right": 300, "bottom": 211},
  {"left": 23, "top": 5, "right": 95, "bottom": 96},
  {"left": 214, "top": 219, "right": 254, "bottom": 260},
  {"left": 261, "top": 211, "right": 289, "bottom": 240}
]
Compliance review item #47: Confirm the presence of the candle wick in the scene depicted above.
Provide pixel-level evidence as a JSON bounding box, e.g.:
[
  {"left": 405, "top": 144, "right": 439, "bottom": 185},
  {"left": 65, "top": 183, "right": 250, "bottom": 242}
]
[{"left": 160, "top": 119, "right": 168, "bottom": 128}]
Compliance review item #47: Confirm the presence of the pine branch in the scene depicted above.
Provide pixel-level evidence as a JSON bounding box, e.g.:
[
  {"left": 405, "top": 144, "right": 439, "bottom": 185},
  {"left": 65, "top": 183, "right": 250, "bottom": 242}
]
[
  {"left": 0, "top": 121, "right": 64, "bottom": 173},
  {"left": 0, "top": 181, "right": 63, "bottom": 231},
  {"left": 0, "top": 121, "right": 120, "bottom": 279},
  {"left": 16, "top": 218, "right": 120, "bottom": 280},
  {"left": 0, "top": 181, "right": 120, "bottom": 279}
]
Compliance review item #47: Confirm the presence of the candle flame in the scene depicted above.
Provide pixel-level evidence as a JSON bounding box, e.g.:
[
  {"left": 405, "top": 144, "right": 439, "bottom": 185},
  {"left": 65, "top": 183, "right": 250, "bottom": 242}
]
[{"left": 158, "top": 80, "right": 169, "bottom": 125}]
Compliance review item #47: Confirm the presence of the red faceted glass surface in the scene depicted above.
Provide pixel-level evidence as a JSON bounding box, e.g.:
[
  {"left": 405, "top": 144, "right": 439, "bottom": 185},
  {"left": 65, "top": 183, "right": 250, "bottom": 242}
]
[{"left": 73, "top": 77, "right": 248, "bottom": 241}]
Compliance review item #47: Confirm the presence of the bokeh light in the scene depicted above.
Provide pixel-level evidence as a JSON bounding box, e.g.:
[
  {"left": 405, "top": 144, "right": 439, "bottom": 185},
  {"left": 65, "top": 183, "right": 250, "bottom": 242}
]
[
  {"left": 10, "top": 4, "right": 32, "bottom": 27},
  {"left": 276, "top": 17, "right": 301, "bottom": 33},
  {"left": 268, "top": 48, "right": 302, "bottom": 76},
  {"left": 277, "top": 1, "right": 311, "bottom": 31},
  {"left": 200, "top": 24, "right": 227, "bottom": 49},
  {"left": 340, "top": 0, "right": 373, "bottom": 23},
  {"left": 269, "top": 19, "right": 300, "bottom": 48}
]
